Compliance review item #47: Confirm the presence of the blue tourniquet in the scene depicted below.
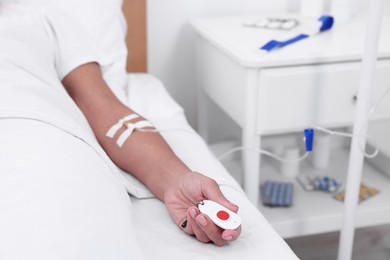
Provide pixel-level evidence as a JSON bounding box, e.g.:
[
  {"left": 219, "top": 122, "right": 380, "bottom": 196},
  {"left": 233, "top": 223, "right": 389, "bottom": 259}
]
[{"left": 260, "top": 15, "right": 334, "bottom": 52}]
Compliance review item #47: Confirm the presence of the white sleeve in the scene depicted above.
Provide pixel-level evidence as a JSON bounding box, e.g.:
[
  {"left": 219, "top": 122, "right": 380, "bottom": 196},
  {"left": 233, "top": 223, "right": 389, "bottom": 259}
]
[{"left": 42, "top": 8, "right": 111, "bottom": 81}]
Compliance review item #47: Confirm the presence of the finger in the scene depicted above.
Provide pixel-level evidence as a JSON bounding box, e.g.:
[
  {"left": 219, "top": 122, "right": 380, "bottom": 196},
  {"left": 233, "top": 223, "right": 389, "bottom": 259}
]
[
  {"left": 196, "top": 214, "right": 228, "bottom": 247},
  {"left": 187, "top": 207, "right": 211, "bottom": 244},
  {"left": 221, "top": 226, "right": 242, "bottom": 242},
  {"left": 189, "top": 202, "right": 241, "bottom": 244},
  {"left": 179, "top": 212, "right": 194, "bottom": 236}
]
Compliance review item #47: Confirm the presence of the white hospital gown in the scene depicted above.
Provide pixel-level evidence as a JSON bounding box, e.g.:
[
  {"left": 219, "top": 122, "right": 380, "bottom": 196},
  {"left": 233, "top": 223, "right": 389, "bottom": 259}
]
[
  {"left": 0, "top": 4, "right": 106, "bottom": 83},
  {"left": 0, "top": 4, "right": 145, "bottom": 260},
  {"left": 0, "top": 3, "right": 103, "bottom": 132}
]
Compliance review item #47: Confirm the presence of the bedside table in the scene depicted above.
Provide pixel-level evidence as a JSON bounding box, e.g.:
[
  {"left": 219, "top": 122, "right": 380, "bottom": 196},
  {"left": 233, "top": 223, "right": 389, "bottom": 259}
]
[{"left": 192, "top": 15, "right": 390, "bottom": 208}]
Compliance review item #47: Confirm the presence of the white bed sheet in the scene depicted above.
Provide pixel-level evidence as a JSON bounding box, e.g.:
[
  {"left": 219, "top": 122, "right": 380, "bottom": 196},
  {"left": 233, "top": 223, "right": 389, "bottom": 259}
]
[
  {"left": 126, "top": 74, "right": 299, "bottom": 259},
  {"left": 0, "top": 119, "right": 144, "bottom": 260},
  {"left": 0, "top": 73, "right": 299, "bottom": 259}
]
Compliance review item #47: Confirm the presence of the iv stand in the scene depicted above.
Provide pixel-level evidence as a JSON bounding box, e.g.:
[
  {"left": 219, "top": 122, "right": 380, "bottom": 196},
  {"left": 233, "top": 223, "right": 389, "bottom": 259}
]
[{"left": 337, "top": 0, "right": 384, "bottom": 259}]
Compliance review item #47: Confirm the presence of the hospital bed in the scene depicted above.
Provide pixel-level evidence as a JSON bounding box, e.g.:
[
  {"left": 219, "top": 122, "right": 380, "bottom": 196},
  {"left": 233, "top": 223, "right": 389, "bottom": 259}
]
[{"left": 0, "top": 0, "right": 299, "bottom": 259}]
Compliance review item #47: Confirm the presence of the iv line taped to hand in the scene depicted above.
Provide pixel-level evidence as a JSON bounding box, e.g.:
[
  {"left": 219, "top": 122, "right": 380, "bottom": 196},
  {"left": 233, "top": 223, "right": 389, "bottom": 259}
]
[
  {"left": 106, "top": 114, "right": 155, "bottom": 147},
  {"left": 106, "top": 87, "right": 389, "bottom": 161},
  {"left": 105, "top": 113, "right": 193, "bottom": 147},
  {"left": 105, "top": 114, "right": 311, "bottom": 163},
  {"left": 106, "top": 115, "right": 312, "bottom": 164}
]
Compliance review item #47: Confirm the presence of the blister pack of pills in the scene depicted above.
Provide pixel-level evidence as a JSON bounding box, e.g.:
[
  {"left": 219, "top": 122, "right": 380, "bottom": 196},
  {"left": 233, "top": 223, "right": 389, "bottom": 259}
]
[
  {"left": 243, "top": 17, "right": 299, "bottom": 30},
  {"left": 261, "top": 180, "right": 294, "bottom": 207},
  {"left": 334, "top": 183, "right": 380, "bottom": 203},
  {"left": 297, "top": 175, "right": 341, "bottom": 193}
]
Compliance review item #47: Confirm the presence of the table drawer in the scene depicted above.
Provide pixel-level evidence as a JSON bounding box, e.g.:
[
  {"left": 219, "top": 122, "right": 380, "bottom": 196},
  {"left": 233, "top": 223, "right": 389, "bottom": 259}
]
[{"left": 257, "top": 60, "right": 390, "bottom": 134}]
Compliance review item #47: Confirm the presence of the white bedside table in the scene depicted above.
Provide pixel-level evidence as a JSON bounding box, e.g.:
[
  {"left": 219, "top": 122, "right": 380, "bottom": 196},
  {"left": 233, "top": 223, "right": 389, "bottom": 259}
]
[{"left": 192, "top": 14, "right": 390, "bottom": 222}]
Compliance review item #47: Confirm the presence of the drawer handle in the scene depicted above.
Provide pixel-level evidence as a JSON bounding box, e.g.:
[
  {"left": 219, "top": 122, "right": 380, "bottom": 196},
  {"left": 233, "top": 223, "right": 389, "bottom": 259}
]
[{"left": 352, "top": 94, "right": 358, "bottom": 104}]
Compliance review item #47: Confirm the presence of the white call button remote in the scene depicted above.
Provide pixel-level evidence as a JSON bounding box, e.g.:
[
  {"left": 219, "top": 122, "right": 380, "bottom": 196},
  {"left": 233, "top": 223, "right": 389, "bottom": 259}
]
[{"left": 198, "top": 200, "right": 241, "bottom": 230}]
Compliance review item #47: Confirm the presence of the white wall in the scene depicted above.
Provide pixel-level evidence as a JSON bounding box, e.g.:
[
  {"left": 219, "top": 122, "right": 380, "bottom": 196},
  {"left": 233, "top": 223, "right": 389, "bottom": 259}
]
[
  {"left": 147, "top": 0, "right": 390, "bottom": 134},
  {"left": 147, "top": 0, "right": 290, "bottom": 129}
]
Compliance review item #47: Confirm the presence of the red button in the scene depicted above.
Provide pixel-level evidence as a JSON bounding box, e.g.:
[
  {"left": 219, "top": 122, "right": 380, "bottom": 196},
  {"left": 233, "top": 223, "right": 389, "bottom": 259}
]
[{"left": 217, "top": 210, "right": 230, "bottom": 221}]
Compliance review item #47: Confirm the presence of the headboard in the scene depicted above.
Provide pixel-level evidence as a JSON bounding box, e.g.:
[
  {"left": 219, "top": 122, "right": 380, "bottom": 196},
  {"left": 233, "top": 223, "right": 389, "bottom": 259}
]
[{"left": 122, "top": 0, "right": 147, "bottom": 73}]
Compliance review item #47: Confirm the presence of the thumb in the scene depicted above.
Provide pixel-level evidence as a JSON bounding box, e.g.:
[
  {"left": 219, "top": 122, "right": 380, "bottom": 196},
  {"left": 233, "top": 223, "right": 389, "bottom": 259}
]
[{"left": 202, "top": 179, "right": 239, "bottom": 213}]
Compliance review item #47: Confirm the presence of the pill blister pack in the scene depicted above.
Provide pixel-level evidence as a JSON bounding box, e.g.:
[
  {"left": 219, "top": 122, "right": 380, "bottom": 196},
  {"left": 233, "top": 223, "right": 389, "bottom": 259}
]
[
  {"left": 243, "top": 17, "right": 299, "bottom": 30},
  {"left": 261, "top": 180, "right": 293, "bottom": 207},
  {"left": 334, "top": 183, "right": 380, "bottom": 203},
  {"left": 297, "top": 175, "right": 341, "bottom": 193}
]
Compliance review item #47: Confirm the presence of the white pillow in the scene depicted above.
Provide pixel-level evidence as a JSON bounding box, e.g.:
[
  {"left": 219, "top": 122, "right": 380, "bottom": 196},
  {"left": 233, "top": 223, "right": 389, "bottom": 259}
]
[{"left": 11, "top": 0, "right": 129, "bottom": 103}]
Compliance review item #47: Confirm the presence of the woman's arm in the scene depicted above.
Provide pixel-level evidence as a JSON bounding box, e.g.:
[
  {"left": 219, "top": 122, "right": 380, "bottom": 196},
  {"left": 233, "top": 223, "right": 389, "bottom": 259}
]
[
  {"left": 62, "top": 62, "right": 241, "bottom": 246},
  {"left": 62, "top": 62, "right": 188, "bottom": 200}
]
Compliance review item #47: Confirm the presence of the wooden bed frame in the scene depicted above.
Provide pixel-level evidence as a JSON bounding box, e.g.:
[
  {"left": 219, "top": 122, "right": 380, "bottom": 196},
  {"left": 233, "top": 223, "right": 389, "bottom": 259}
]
[{"left": 122, "top": 0, "right": 147, "bottom": 73}]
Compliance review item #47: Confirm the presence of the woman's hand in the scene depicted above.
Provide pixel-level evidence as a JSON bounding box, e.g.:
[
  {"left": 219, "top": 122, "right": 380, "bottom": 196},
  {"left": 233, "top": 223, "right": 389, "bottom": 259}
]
[{"left": 163, "top": 171, "right": 241, "bottom": 246}]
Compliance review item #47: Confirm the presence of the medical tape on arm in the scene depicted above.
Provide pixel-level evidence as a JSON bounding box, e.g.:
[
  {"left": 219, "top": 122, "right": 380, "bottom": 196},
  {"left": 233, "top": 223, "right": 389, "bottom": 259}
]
[
  {"left": 116, "top": 120, "right": 154, "bottom": 147},
  {"left": 106, "top": 114, "right": 139, "bottom": 138}
]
